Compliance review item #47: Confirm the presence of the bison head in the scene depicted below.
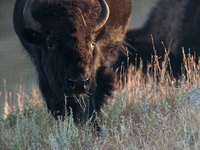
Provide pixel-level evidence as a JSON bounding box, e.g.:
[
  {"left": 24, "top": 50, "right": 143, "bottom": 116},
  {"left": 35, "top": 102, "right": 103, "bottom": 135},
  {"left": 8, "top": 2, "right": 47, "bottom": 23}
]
[{"left": 21, "top": 0, "right": 110, "bottom": 102}]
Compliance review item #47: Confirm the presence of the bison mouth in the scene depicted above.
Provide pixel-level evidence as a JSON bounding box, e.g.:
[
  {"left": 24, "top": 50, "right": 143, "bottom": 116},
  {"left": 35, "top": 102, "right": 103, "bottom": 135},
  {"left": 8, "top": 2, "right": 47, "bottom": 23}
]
[
  {"left": 63, "top": 92, "right": 92, "bottom": 102},
  {"left": 63, "top": 93, "right": 92, "bottom": 111}
]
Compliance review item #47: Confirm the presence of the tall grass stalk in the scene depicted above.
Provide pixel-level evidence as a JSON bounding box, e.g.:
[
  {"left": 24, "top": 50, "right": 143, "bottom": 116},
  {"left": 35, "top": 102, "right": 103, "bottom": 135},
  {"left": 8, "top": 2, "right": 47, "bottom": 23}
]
[{"left": 1, "top": 49, "right": 200, "bottom": 149}]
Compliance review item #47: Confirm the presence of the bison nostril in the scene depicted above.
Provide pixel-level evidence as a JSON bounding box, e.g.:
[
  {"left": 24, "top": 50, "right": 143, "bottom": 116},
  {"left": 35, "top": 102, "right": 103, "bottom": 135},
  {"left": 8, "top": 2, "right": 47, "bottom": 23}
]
[{"left": 67, "top": 79, "right": 76, "bottom": 90}]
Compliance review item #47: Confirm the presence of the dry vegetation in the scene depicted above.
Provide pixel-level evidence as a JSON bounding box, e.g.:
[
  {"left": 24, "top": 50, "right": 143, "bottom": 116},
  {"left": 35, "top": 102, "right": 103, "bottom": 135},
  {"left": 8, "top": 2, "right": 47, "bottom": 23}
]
[{"left": 1, "top": 49, "right": 200, "bottom": 149}]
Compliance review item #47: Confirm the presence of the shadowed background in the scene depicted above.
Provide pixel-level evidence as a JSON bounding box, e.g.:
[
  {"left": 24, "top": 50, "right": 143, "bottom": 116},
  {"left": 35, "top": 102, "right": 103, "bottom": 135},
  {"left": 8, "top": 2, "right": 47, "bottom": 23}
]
[{"left": 0, "top": 0, "right": 157, "bottom": 117}]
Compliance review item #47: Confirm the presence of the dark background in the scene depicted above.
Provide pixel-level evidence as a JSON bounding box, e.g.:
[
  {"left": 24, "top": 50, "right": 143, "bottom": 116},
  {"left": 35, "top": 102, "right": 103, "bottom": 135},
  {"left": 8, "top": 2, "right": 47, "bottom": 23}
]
[{"left": 0, "top": 0, "right": 157, "bottom": 117}]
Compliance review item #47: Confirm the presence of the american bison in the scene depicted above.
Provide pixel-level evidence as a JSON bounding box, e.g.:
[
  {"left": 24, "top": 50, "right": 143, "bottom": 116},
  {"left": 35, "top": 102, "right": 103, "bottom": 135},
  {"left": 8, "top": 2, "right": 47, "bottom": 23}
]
[
  {"left": 122, "top": 0, "right": 200, "bottom": 78},
  {"left": 13, "top": 0, "right": 131, "bottom": 127}
]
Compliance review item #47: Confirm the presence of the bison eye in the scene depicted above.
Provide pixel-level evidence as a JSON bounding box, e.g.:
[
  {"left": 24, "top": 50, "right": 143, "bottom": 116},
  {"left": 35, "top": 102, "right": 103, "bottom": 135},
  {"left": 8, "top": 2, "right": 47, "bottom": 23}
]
[
  {"left": 89, "top": 42, "right": 96, "bottom": 54},
  {"left": 47, "top": 42, "right": 56, "bottom": 51},
  {"left": 91, "top": 42, "right": 95, "bottom": 48},
  {"left": 48, "top": 43, "right": 53, "bottom": 48},
  {"left": 46, "top": 37, "right": 59, "bottom": 51}
]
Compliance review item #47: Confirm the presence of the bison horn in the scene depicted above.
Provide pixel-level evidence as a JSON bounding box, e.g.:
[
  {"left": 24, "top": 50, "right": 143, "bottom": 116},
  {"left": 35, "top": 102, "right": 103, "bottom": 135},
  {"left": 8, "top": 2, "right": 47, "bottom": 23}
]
[
  {"left": 94, "top": 0, "right": 110, "bottom": 32},
  {"left": 23, "top": 0, "right": 43, "bottom": 33}
]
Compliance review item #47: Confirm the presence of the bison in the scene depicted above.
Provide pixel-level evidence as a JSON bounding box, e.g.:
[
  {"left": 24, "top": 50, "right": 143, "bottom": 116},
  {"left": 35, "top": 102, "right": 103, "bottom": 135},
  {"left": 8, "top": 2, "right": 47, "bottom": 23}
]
[
  {"left": 120, "top": 0, "right": 200, "bottom": 78},
  {"left": 13, "top": 0, "right": 131, "bottom": 127}
]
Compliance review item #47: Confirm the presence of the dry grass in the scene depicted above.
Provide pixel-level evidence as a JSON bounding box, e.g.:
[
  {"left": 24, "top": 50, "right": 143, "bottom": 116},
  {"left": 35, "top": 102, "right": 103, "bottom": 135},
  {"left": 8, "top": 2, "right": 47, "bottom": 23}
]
[{"left": 1, "top": 49, "right": 200, "bottom": 149}]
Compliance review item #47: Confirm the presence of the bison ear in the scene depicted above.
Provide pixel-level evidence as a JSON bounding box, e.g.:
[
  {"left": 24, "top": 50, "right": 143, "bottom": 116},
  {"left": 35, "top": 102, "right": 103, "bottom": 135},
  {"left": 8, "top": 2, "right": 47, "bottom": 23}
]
[{"left": 21, "top": 28, "right": 45, "bottom": 44}]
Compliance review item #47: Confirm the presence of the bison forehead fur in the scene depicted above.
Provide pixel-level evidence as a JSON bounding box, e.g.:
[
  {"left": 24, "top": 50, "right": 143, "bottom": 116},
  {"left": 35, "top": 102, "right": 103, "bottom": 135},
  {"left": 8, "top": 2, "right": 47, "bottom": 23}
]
[{"left": 13, "top": 0, "right": 131, "bottom": 125}]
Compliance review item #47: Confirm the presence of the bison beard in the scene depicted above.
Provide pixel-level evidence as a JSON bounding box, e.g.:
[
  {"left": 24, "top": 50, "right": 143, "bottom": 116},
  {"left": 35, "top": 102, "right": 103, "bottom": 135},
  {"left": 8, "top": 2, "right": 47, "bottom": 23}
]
[{"left": 13, "top": 0, "right": 131, "bottom": 129}]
